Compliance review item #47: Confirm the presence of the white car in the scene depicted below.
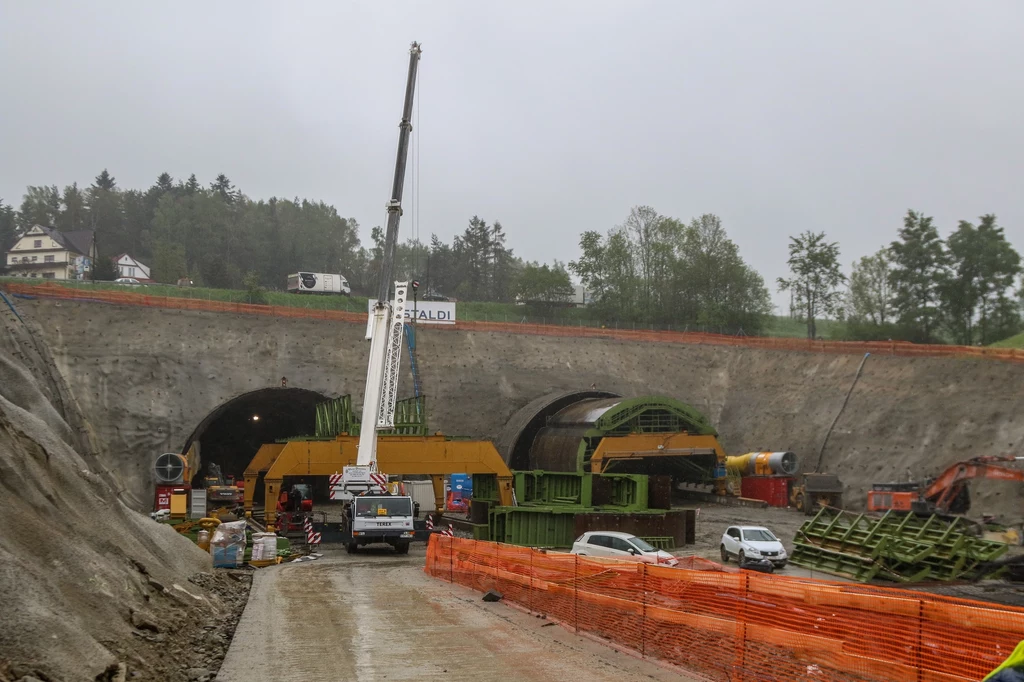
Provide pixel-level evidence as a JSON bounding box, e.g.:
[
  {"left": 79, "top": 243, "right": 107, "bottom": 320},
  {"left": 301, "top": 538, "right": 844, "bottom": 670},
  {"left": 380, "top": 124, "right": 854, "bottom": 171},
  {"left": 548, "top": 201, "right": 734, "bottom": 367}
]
[
  {"left": 570, "top": 531, "right": 679, "bottom": 566},
  {"left": 720, "top": 525, "right": 788, "bottom": 568},
  {"left": 114, "top": 277, "right": 141, "bottom": 286}
]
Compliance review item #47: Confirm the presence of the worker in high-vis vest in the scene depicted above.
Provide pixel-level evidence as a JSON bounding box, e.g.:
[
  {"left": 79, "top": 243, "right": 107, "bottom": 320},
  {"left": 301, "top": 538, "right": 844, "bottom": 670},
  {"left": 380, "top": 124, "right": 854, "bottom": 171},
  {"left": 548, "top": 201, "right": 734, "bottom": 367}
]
[{"left": 985, "top": 640, "right": 1024, "bottom": 681}]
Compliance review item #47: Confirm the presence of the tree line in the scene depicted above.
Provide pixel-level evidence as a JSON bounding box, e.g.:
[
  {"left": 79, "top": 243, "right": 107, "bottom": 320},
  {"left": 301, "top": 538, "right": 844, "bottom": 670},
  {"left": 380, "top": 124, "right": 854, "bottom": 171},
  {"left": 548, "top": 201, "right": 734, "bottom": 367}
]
[
  {"left": 570, "top": 207, "right": 773, "bottom": 334},
  {"left": 0, "top": 170, "right": 569, "bottom": 303},
  {"left": 3, "top": 171, "right": 1021, "bottom": 344},
  {"left": 780, "top": 210, "right": 1023, "bottom": 345}
]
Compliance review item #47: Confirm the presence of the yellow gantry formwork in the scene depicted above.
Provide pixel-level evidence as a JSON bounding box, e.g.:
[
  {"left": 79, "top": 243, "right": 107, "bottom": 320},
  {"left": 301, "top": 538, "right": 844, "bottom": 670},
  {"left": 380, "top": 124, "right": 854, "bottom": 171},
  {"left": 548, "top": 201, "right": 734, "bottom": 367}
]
[
  {"left": 588, "top": 433, "right": 725, "bottom": 473},
  {"left": 243, "top": 435, "right": 515, "bottom": 531}
]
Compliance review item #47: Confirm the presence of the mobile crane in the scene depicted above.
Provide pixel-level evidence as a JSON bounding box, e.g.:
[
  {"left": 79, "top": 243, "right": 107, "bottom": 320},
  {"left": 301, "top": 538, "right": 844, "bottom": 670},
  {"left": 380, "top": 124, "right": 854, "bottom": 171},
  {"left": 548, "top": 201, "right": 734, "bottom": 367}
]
[{"left": 337, "top": 42, "right": 422, "bottom": 553}]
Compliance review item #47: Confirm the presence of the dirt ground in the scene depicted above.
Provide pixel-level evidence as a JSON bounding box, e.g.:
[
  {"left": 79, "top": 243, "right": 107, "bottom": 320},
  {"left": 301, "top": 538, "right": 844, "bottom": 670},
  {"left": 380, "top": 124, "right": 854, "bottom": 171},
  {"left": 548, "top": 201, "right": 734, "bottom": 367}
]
[{"left": 218, "top": 545, "right": 699, "bottom": 682}]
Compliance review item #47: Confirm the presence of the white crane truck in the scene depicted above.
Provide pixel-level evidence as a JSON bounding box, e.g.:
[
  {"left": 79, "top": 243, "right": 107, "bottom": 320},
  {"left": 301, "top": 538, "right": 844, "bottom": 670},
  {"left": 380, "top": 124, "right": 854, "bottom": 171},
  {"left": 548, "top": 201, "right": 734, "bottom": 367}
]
[{"left": 339, "top": 42, "right": 423, "bottom": 554}]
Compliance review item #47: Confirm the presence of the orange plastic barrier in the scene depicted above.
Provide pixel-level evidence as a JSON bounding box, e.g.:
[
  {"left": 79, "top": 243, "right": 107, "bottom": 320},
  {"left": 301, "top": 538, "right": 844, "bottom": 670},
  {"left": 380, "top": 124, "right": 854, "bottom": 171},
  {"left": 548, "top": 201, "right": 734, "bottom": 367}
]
[
  {"left": 425, "top": 536, "right": 1024, "bottom": 682},
  {"left": 5, "top": 282, "right": 1023, "bottom": 364}
]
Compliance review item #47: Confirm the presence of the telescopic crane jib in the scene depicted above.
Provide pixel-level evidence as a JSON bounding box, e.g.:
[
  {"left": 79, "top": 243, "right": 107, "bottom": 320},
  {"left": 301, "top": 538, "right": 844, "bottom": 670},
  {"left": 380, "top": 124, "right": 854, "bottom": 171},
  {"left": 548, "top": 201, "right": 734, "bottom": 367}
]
[{"left": 354, "top": 42, "right": 422, "bottom": 477}]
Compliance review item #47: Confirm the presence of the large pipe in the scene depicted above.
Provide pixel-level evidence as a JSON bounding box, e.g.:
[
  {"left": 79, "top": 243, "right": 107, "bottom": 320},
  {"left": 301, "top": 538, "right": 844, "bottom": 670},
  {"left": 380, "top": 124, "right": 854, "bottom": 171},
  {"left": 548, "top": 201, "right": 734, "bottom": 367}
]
[{"left": 726, "top": 451, "right": 798, "bottom": 477}]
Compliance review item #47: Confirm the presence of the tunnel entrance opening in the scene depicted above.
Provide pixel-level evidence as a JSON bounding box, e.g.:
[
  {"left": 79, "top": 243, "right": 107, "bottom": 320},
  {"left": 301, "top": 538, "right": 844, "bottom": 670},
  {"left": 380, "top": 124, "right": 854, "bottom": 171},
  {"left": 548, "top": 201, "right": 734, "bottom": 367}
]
[{"left": 182, "top": 388, "right": 327, "bottom": 504}]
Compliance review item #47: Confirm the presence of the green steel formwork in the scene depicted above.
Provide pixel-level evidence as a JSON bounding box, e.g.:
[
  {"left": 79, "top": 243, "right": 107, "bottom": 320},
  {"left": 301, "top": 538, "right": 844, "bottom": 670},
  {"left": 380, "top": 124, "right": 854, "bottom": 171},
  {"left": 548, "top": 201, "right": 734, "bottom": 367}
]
[
  {"left": 484, "top": 507, "right": 693, "bottom": 547},
  {"left": 477, "top": 468, "right": 667, "bottom": 548},
  {"left": 467, "top": 522, "right": 490, "bottom": 541},
  {"left": 473, "top": 473, "right": 500, "bottom": 503},
  {"left": 490, "top": 506, "right": 580, "bottom": 548},
  {"left": 510, "top": 470, "right": 652, "bottom": 511},
  {"left": 388, "top": 395, "right": 429, "bottom": 435},
  {"left": 514, "top": 471, "right": 590, "bottom": 507},
  {"left": 595, "top": 473, "right": 649, "bottom": 510},
  {"left": 313, "top": 394, "right": 429, "bottom": 438},
  {"left": 315, "top": 395, "right": 355, "bottom": 437},
  {"left": 791, "top": 508, "right": 1010, "bottom": 583},
  {"left": 592, "top": 396, "right": 718, "bottom": 437}
]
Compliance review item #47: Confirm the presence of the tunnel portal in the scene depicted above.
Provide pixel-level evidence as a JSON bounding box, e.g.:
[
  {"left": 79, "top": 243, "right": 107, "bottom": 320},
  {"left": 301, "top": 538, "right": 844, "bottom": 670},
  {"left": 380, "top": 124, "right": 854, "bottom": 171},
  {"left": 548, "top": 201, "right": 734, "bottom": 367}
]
[{"left": 181, "top": 387, "right": 327, "bottom": 489}]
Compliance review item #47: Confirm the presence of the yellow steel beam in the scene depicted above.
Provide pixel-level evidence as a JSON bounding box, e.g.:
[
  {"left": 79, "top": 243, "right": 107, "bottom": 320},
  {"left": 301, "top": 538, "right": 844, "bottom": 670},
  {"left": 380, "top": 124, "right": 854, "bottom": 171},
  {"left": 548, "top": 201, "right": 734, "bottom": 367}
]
[
  {"left": 588, "top": 432, "right": 726, "bottom": 475},
  {"left": 253, "top": 435, "right": 514, "bottom": 531},
  {"left": 242, "top": 443, "right": 285, "bottom": 515}
]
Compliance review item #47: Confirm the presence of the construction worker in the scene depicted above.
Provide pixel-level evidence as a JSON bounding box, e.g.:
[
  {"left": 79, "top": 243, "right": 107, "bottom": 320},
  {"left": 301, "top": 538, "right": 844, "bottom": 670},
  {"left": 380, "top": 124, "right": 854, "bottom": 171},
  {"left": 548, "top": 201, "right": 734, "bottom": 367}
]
[{"left": 985, "top": 640, "right": 1024, "bottom": 681}]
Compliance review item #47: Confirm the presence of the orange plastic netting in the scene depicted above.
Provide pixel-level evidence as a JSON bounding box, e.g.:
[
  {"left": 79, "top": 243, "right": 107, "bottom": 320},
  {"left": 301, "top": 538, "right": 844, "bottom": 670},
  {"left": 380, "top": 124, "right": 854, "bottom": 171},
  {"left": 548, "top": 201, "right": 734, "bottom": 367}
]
[
  {"left": 4, "top": 282, "right": 1023, "bottom": 364},
  {"left": 425, "top": 536, "right": 1024, "bottom": 682}
]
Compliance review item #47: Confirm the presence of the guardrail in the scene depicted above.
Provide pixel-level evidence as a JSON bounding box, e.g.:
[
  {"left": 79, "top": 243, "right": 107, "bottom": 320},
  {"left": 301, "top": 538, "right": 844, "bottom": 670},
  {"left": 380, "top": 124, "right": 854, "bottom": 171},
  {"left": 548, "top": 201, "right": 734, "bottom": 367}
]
[
  {"left": 425, "top": 536, "right": 1024, "bottom": 682},
  {"left": 3, "top": 281, "right": 1022, "bottom": 364}
]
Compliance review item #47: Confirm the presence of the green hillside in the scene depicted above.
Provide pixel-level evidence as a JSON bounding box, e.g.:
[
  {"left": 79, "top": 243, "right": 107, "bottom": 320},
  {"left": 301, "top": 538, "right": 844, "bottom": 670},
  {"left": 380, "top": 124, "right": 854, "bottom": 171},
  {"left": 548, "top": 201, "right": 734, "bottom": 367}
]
[{"left": 991, "top": 331, "right": 1024, "bottom": 349}]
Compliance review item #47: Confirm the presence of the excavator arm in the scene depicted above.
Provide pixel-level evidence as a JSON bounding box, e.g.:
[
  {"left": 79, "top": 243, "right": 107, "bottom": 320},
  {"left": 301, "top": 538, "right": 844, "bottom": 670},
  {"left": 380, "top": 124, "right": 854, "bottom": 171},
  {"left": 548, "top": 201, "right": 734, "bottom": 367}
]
[{"left": 924, "top": 456, "right": 1024, "bottom": 513}]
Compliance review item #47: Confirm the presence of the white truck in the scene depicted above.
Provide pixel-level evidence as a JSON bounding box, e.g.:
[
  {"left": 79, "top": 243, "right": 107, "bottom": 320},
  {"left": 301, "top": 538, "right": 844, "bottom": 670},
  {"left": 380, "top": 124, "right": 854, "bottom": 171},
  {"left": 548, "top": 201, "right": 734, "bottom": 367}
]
[
  {"left": 341, "top": 492, "right": 416, "bottom": 554},
  {"left": 287, "top": 272, "right": 351, "bottom": 295}
]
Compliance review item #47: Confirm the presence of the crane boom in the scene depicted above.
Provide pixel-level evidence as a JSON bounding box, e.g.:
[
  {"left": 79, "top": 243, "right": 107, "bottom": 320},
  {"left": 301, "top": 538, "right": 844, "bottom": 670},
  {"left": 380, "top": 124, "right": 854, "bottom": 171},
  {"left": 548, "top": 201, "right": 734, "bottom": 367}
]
[{"left": 356, "top": 42, "right": 422, "bottom": 469}]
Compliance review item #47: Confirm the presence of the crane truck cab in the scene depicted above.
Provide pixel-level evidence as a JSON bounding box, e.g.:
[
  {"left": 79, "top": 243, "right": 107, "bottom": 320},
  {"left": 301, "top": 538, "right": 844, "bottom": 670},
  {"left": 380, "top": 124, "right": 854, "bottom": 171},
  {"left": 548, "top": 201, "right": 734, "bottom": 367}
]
[{"left": 342, "top": 492, "right": 416, "bottom": 554}]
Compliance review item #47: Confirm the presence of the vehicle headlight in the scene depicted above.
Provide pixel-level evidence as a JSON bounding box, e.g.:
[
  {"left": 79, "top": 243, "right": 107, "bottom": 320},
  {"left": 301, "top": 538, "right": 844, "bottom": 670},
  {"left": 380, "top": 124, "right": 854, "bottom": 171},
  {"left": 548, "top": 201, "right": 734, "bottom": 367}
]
[
  {"left": 745, "top": 547, "right": 761, "bottom": 556},
  {"left": 779, "top": 548, "right": 788, "bottom": 556}
]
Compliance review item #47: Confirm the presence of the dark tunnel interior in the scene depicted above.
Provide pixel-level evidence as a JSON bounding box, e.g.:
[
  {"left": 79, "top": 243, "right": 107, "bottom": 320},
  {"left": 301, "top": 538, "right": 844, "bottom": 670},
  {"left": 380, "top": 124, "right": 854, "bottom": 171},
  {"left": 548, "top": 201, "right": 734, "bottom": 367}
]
[{"left": 183, "top": 388, "right": 326, "bottom": 492}]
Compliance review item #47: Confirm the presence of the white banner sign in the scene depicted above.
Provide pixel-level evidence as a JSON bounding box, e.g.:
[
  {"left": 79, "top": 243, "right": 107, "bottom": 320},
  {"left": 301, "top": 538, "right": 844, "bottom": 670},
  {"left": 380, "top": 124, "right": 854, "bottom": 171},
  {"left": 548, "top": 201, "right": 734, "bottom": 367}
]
[{"left": 368, "top": 299, "right": 456, "bottom": 325}]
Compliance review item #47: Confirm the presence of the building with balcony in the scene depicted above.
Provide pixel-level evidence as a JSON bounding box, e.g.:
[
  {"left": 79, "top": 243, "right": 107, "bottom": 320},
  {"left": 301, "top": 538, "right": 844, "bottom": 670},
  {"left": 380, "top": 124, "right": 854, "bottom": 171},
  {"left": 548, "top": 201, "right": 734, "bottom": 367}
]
[{"left": 4, "top": 225, "right": 96, "bottom": 280}]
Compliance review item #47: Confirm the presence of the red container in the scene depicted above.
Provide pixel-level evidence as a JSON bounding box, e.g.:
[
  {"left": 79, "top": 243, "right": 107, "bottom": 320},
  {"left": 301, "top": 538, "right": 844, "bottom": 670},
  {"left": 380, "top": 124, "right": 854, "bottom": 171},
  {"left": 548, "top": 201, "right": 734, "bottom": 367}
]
[
  {"left": 740, "top": 475, "right": 793, "bottom": 507},
  {"left": 154, "top": 484, "right": 177, "bottom": 511}
]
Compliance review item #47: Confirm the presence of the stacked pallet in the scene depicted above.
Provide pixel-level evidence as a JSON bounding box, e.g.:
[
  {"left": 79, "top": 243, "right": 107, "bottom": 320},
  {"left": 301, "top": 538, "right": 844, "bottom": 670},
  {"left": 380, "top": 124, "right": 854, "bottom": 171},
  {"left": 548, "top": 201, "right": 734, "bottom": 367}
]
[{"left": 791, "top": 508, "right": 1009, "bottom": 582}]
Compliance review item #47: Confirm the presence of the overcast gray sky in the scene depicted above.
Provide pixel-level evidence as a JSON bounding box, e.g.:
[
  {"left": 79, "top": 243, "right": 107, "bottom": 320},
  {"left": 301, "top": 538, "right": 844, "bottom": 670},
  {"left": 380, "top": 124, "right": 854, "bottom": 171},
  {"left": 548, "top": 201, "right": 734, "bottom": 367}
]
[{"left": 2, "top": 2, "right": 1022, "bottom": 310}]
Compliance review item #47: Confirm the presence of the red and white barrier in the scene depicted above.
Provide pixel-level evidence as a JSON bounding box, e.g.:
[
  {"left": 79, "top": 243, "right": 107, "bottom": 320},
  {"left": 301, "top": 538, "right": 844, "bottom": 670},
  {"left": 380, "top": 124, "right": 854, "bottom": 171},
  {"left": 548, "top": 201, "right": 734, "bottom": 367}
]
[
  {"left": 328, "top": 473, "right": 343, "bottom": 500},
  {"left": 303, "top": 516, "right": 321, "bottom": 546}
]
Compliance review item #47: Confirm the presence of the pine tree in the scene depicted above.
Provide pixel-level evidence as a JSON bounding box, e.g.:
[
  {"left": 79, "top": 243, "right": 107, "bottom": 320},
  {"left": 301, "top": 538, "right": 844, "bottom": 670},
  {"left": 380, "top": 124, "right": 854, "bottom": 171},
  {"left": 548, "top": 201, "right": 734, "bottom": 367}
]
[{"left": 889, "top": 210, "right": 947, "bottom": 342}]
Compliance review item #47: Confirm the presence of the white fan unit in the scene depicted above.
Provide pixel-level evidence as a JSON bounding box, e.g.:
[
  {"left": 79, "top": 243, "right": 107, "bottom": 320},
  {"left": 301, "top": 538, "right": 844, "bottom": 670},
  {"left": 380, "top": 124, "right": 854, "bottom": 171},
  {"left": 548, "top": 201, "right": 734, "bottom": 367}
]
[{"left": 154, "top": 453, "right": 187, "bottom": 485}]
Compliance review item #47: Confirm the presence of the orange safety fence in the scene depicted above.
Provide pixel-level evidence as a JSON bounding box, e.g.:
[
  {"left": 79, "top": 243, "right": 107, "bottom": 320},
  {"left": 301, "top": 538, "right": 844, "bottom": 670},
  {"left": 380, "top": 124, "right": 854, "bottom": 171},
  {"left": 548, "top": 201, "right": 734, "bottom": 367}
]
[
  {"left": 4, "top": 281, "right": 1023, "bottom": 364},
  {"left": 425, "top": 536, "right": 1024, "bottom": 682}
]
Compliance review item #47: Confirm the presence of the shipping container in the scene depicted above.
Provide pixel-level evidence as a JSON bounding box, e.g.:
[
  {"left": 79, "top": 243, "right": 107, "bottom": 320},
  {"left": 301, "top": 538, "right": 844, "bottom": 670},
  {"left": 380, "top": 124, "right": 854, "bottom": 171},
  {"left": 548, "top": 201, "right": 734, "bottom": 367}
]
[
  {"left": 740, "top": 475, "right": 793, "bottom": 507},
  {"left": 286, "top": 272, "right": 351, "bottom": 295}
]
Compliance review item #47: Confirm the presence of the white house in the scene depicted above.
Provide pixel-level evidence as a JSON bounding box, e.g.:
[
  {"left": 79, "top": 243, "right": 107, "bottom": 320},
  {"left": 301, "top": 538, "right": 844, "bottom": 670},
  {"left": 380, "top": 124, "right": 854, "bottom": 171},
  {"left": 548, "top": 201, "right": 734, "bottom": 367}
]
[
  {"left": 114, "top": 253, "right": 152, "bottom": 282},
  {"left": 4, "top": 225, "right": 96, "bottom": 280}
]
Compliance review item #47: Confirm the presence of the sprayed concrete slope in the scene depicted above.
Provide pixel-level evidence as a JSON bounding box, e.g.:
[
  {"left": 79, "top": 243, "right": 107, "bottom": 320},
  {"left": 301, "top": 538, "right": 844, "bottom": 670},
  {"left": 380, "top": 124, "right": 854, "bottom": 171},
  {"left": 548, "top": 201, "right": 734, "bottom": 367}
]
[{"left": 22, "top": 298, "right": 1024, "bottom": 518}]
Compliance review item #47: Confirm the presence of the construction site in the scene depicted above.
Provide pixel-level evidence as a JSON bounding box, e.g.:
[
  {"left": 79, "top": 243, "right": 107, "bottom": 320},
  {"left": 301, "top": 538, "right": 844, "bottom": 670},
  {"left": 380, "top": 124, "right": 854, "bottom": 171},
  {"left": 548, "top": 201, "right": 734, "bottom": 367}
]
[{"left": 3, "top": 44, "right": 1024, "bottom": 682}]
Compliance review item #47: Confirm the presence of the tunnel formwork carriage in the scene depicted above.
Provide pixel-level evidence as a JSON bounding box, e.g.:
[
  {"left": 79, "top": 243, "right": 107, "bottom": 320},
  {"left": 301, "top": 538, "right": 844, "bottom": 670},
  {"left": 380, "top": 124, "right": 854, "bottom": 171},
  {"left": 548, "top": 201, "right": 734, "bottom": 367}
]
[{"left": 501, "top": 393, "right": 727, "bottom": 489}]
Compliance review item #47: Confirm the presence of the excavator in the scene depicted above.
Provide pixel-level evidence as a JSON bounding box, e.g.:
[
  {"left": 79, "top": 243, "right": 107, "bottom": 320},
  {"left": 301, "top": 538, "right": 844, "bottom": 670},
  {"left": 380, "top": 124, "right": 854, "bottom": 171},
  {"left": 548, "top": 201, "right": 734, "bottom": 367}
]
[
  {"left": 868, "top": 455, "right": 1024, "bottom": 515},
  {"left": 201, "top": 462, "right": 244, "bottom": 509}
]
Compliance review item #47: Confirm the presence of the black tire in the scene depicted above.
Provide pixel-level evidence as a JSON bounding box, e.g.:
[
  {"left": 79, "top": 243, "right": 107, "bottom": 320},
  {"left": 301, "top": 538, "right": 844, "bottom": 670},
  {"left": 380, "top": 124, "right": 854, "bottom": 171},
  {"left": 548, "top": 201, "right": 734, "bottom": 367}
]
[
  {"left": 776, "top": 561, "right": 787, "bottom": 569},
  {"left": 346, "top": 542, "right": 358, "bottom": 554},
  {"left": 738, "top": 550, "right": 746, "bottom": 565},
  {"left": 395, "top": 542, "right": 410, "bottom": 555},
  {"left": 720, "top": 545, "right": 729, "bottom": 562}
]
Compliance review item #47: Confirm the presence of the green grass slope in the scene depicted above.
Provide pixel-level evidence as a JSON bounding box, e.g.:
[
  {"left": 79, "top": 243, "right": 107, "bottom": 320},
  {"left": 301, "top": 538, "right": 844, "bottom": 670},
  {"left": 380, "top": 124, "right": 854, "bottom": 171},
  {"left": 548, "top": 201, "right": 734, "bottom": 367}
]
[{"left": 991, "top": 331, "right": 1024, "bottom": 349}]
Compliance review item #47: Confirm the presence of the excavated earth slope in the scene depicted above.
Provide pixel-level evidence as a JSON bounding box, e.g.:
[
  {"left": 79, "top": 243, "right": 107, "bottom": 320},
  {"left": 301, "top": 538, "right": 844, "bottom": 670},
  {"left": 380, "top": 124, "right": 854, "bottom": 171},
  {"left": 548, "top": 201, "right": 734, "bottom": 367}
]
[
  {"left": 0, "top": 302, "right": 246, "bottom": 682},
  {"left": 18, "top": 298, "right": 1024, "bottom": 520}
]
